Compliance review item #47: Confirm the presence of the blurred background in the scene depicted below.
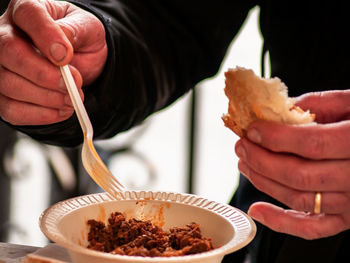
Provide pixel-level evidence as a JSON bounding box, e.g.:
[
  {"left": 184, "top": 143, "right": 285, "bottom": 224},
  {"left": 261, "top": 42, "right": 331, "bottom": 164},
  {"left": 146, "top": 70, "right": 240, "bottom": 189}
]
[{"left": 0, "top": 4, "right": 265, "bottom": 247}]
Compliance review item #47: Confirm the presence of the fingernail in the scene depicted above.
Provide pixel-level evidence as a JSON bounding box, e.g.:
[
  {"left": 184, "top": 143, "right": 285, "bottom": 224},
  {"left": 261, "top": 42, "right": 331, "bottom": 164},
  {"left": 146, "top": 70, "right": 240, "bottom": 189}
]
[
  {"left": 247, "top": 128, "right": 262, "bottom": 143},
  {"left": 59, "top": 108, "right": 73, "bottom": 117},
  {"left": 50, "top": 43, "right": 67, "bottom": 63},
  {"left": 235, "top": 141, "right": 247, "bottom": 159},
  {"left": 64, "top": 95, "right": 73, "bottom": 106},
  {"left": 248, "top": 207, "right": 264, "bottom": 224}
]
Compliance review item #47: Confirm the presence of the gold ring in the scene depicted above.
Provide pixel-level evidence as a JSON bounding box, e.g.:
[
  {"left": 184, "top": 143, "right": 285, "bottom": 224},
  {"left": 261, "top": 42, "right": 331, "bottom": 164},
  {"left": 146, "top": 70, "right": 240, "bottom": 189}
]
[{"left": 314, "top": 192, "right": 322, "bottom": 214}]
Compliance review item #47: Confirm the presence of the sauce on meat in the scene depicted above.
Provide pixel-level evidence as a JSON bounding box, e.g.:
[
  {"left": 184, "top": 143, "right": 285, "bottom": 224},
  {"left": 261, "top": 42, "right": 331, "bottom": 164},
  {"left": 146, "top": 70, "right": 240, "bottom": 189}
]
[{"left": 87, "top": 211, "right": 214, "bottom": 257}]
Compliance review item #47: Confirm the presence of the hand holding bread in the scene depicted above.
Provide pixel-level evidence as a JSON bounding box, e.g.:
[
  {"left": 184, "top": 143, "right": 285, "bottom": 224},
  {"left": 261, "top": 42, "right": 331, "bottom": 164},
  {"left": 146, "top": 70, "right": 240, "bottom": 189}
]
[{"left": 223, "top": 67, "right": 350, "bottom": 239}]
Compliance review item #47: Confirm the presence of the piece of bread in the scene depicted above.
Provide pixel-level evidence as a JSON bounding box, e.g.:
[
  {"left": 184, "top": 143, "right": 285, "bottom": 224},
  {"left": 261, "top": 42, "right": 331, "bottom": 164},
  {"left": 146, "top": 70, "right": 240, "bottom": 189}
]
[{"left": 222, "top": 67, "right": 315, "bottom": 137}]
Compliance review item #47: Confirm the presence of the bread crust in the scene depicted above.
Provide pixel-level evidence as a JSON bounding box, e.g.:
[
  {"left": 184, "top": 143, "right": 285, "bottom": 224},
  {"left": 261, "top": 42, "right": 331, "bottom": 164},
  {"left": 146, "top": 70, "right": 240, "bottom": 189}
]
[{"left": 222, "top": 67, "right": 315, "bottom": 137}]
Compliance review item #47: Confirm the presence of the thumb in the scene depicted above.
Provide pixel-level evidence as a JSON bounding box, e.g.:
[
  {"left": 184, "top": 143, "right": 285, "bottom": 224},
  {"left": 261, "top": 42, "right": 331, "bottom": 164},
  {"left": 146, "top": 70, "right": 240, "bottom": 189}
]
[
  {"left": 11, "top": 0, "right": 73, "bottom": 65},
  {"left": 55, "top": 8, "right": 107, "bottom": 53}
]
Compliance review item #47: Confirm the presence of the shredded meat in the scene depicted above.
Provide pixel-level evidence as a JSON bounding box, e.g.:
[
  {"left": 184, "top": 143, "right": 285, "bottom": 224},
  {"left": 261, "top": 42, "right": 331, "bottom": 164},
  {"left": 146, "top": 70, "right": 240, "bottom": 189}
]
[{"left": 87, "top": 212, "right": 214, "bottom": 257}]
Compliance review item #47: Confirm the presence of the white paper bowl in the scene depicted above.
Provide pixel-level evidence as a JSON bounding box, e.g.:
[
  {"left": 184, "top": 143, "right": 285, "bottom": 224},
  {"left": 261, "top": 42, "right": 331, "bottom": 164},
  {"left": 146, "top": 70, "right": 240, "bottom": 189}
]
[{"left": 40, "top": 191, "right": 256, "bottom": 263}]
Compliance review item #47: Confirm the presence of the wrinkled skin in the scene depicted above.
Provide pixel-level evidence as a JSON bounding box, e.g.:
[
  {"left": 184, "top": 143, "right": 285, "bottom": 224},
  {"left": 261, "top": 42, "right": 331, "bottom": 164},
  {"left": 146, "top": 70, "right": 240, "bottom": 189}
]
[
  {"left": 0, "top": 0, "right": 107, "bottom": 125},
  {"left": 236, "top": 90, "right": 350, "bottom": 240}
]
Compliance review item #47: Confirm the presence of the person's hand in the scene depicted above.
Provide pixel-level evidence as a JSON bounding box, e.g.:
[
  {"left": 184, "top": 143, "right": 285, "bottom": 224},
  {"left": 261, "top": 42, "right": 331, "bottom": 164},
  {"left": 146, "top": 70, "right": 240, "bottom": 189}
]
[
  {"left": 0, "top": 0, "right": 107, "bottom": 125},
  {"left": 235, "top": 90, "right": 350, "bottom": 240}
]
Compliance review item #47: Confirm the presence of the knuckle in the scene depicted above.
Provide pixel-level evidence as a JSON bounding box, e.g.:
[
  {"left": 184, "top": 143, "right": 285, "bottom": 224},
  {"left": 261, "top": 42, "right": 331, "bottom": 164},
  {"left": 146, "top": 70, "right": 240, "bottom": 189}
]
[
  {"left": 315, "top": 171, "right": 328, "bottom": 188},
  {"left": 0, "top": 67, "right": 8, "bottom": 86},
  {"left": 91, "top": 16, "right": 106, "bottom": 42},
  {"left": 45, "top": 90, "right": 65, "bottom": 107},
  {"left": 12, "top": 1, "right": 37, "bottom": 21},
  {"left": 289, "top": 192, "right": 311, "bottom": 212},
  {"left": 35, "top": 68, "right": 48, "bottom": 85},
  {"left": 33, "top": 64, "right": 61, "bottom": 89},
  {"left": 1, "top": 35, "right": 26, "bottom": 66},
  {"left": 0, "top": 33, "right": 14, "bottom": 57},
  {"left": 329, "top": 196, "right": 345, "bottom": 214},
  {"left": 292, "top": 167, "right": 313, "bottom": 190},
  {"left": 35, "top": 68, "right": 53, "bottom": 87},
  {"left": 304, "top": 132, "right": 327, "bottom": 159},
  {"left": 336, "top": 193, "right": 350, "bottom": 212}
]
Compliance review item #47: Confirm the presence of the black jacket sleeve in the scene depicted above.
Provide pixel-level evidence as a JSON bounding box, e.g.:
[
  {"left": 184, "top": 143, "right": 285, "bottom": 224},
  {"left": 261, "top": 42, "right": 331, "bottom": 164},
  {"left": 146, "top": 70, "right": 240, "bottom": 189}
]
[{"left": 4, "top": 0, "right": 256, "bottom": 147}]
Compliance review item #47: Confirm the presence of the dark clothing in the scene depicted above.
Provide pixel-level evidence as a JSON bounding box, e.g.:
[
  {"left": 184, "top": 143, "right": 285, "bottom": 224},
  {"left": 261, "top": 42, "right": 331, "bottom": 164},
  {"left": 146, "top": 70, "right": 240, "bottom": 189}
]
[
  {"left": 6, "top": 0, "right": 255, "bottom": 146},
  {"left": 2, "top": 1, "right": 350, "bottom": 262}
]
